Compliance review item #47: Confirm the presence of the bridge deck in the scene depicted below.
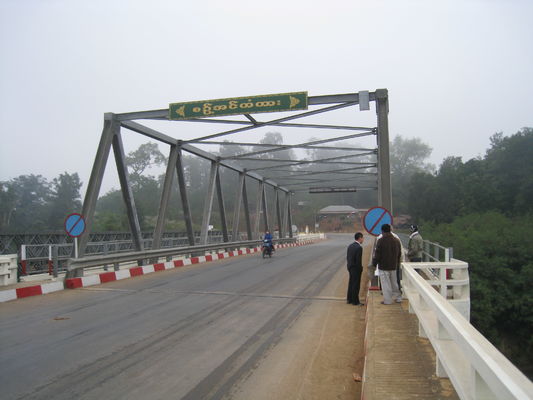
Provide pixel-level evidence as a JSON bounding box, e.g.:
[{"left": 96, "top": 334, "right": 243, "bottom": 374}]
[{"left": 364, "top": 290, "right": 459, "bottom": 399}]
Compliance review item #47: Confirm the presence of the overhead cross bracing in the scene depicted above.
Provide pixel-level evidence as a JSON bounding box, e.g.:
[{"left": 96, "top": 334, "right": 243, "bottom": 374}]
[{"left": 76, "top": 90, "right": 391, "bottom": 265}]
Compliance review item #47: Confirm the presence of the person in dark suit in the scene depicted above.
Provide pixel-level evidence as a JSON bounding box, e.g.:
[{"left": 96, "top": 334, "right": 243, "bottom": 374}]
[{"left": 347, "top": 232, "right": 365, "bottom": 306}]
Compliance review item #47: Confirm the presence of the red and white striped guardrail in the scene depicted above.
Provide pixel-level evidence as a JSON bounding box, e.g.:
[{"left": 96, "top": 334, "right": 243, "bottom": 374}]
[{"left": 1, "top": 240, "right": 319, "bottom": 302}]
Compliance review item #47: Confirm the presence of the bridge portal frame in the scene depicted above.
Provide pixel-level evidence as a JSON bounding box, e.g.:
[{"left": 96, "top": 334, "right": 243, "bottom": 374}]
[{"left": 76, "top": 90, "right": 391, "bottom": 265}]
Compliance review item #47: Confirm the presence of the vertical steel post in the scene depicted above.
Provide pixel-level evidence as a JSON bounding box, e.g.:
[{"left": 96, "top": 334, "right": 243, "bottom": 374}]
[
  {"left": 242, "top": 177, "right": 252, "bottom": 240},
  {"left": 262, "top": 184, "right": 269, "bottom": 233},
  {"left": 48, "top": 245, "right": 53, "bottom": 275},
  {"left": 253, "top": 181, "right": 265, "bottom": 239},
  {"left": 152, "top": 145, "right": 178, "bottom": 250},
  {"left": 103, "top": 243, "right": 108, "bottom": 271},
  {"left": 112, "top": 131, "right": 144, "bottom": 255},
  {"left": 215, "top": 168, "right": 229, "bottom": 242},
  {"left": 282, "top": 192, "right": 289, "bottom": 238},
  {"left": 52, "top": 245, "right": 58, "bottom": 278},
  {"left": 232, "top": 172, "right": 245, "bottom": 241},
  {"left": 376, "top": 89, "right": 393, "bottom": 213},
  {"left": 200, "top": 161, "right": 218, "bottom": 245},
  {"left": 76, "top": 114, "right": 116, "bottom": 264},
  {"left": 176, "top": 146, "right": 195, "bottom": 246},
  {"left": 275, "top": 189, "right": 283, "bottom": 238},
  {"left": 287, "top": 193, "right": 294, "bottom": 238}
]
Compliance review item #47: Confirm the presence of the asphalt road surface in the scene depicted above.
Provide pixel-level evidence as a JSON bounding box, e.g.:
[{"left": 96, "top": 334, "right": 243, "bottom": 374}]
[{"left": 0, "top": 234, "right": 357, "bottom": 400}]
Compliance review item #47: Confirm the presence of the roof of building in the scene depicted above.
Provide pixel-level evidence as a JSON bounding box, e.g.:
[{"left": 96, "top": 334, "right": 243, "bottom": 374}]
[{"left": 318, "top": 205, "right": 358, "bottom": 214}]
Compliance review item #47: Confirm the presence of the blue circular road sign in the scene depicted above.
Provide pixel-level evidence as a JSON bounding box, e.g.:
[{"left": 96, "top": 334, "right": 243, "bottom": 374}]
[
  {"left": 64, "top": 213, "right": 86, "bottom": 238},
  {"left": 363, "top": 206, "right": 393, "bottom": 236}
]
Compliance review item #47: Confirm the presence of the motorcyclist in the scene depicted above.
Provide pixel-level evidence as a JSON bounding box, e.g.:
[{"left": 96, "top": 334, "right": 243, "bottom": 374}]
[{"left": 263, "top": 231, "right": 274, "bottom": 252}]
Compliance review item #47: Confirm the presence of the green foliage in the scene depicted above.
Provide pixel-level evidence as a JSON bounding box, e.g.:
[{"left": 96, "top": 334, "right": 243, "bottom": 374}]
[
  {"left": 0, "top": 172, "right": 83, "bottom": 232},
  {"left": 409, "top": 128, "right": 533, "bottom": 222},
  {"left": 0, "top": 181, "right": 17, "bottom": 230},
  {"left": 410, "top": 128, "right": 533, "bottom": 378},
  {"left": 0, "top": 175, "right": 51, "bottom": 232},
  {"left": 424, "top": 212, "right": 533, "bottom": 377},
  {"left": 48, "top": 172, "right": 82, "bottom": 229},
  {"left": 390, "top": 135, "right": 434, "bottom": 178},
  {"left": 92, "top": 211, "right": 128, "bottom": 231},
  {"left": 124, "top": 142, "right": 166, "bottom": 184},
  {"left": 390, "top": 135, "right": 434, "bottom": 214}
]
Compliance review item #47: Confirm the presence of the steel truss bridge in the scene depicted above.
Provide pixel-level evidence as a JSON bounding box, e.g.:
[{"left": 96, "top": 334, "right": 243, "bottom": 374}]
[{"left": 4, "top": 90, "right": 393, "bottom": 276}]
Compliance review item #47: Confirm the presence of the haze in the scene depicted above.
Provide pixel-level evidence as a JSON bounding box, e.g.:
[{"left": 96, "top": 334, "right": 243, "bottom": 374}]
[{"left": 1, "top": 0, "right": 532, "bottom": 194}]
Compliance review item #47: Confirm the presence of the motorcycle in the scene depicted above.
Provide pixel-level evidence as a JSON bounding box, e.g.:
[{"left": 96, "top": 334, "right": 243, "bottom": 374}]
[{"left": 262, "top": 239, "right": 273, "bottom": 258}]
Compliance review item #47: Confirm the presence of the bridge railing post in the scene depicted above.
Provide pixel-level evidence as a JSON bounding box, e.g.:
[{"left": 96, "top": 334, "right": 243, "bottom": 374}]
[
  {"left": 472, "top": 367, "right": 499, "bottom": 400},
  {"left": 52, "top": 245, "right": 58, "bottom": 278}
]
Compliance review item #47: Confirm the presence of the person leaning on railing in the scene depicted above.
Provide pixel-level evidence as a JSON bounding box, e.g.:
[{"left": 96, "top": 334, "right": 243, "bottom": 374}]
[{"left": 407, "top": 225, "right": 423, "bottom": 262}]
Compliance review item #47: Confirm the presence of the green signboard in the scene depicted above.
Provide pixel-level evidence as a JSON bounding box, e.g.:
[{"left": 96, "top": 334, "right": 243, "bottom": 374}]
[{"left": 169, "top": 92, "right": 308, "bottom": 120}]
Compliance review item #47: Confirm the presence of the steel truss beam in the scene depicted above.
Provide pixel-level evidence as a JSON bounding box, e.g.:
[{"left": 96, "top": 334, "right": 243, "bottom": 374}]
[
  {"left": 184, "top": 121, "right": 373, "bottom": 131},
  {"left": 113, "top": 92, "right": 376, "bottom": 121},
  {"left": 76, "top": 116, "right": 115, "bottom": 266},
  {"left": 152, "top": 145, "right": 178, "bottom": 250},
  {"left": 200, "top": 161, "right": 218, "bottom": 245},
  {"left": 246, "top": 151, "right": 377, "bottom": 172},
  {"left": 187, "top": 102, "right": 358, "bottom": 142},
  {"left": 222, "top": 132, "right": 375, "bottom": 160},
  {"left": 112, "top": 131, "right": 144, "bottom": 255},
  {"left": 187, "top": 140, "right": 373, "bottom": 153},
  {"left": 78, "top": 90, "right": 391, "bottom": 261},
  {"left": 291, "top": 186, "right": 377, "bottom": 193},
  {"left": 260, "top": 165, "right": 375, "bottom": 174},
  {"left": 232, "top": 173, "right": 245, "bottom": 241},
  {"left": 277, "top": 180, "right": 378, "bottom": 188},
  {"left": 275, "top": 175, "right": 376, "bottom": 185},
  {"left": 271, "top": 165, "right": 377, "bottom": 179},
  {"left": 176, "top": 147, "right": 195, "bottom": 246},
  {"left": 121, "top": 120, "right": 289, "bottom": 193},
  {"left": 215, "top": 168, "right": 229, "bottom": 242},
  {"left": 275, "top": 189, "right": 283, "bottom": 238},
  {"left": 253, "top": 181, "right": 265, "bottom": 239}
]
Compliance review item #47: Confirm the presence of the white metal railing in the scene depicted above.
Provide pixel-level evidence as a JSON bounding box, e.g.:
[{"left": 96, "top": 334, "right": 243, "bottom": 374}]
[
  {"left": 402, "top": 262, "right": 533, "bottom": 399},
  {"left": 397, "top": 233, "right": 453, "bottom": 262},
  {"left": 407, "top": 260, "right": 471, "bottom": 320}
]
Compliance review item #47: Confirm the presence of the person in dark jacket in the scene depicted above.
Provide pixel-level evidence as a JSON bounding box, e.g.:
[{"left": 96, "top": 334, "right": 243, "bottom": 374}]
[
  {"left": 346, "top": 232, "right": 365, "bottom": 306},
  {"left": 372, "top": 224, "right": 402, "bottom": 305}
]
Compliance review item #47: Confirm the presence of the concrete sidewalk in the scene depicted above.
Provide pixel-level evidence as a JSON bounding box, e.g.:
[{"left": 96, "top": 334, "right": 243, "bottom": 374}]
[{"left": 362, "top": 290, "right": 459, "bottom": 400}]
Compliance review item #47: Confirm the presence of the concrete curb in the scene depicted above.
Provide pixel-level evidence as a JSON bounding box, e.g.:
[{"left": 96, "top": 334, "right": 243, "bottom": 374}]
[
  {"left": 0, "top": 240, "right": 318, "bottom": 303},
  {"left": 360, "top": 289, "right": 371, "bottom": 400}
]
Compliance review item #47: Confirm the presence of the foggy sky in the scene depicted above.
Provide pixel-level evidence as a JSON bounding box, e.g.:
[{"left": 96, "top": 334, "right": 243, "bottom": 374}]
[{"left": 1, "top": 0, "right": 532, "bottom": 194}]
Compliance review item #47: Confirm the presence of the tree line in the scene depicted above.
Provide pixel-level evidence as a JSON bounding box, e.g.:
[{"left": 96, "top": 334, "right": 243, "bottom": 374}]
[
  {"left": 0, "top": 132, "right": 378, "bottom": 233},
  {"left": 405, "top": 127, "right": 532, "bottom": 378},
  {"left": 0, "top": 173, "right": 82, "bottom": 232}
]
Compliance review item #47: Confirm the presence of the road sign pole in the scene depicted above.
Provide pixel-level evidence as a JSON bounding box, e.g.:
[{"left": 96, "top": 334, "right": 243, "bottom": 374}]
[{"left": 75, "top": 237, "right": 78, "bottom": 259}]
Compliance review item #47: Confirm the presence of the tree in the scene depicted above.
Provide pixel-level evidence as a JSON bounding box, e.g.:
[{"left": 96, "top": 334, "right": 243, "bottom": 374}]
[
  {"left": 0, "top": 181, "right": 17, "bottom": 231},
  {"left": 47, "top": 172, "right": 82, "bottom": 229},
  {"left": 94, "top": 143, "right": 167, "bottom": 230},
  {"left": 390, "top": 136, "right": 434, "bottom": 214},
  {"left": 485, "top": 128, "right": 533, "bottom": 213},
  {"left": 6, "top": 175, "right": 51, "bottom": 232},
  {"left": 390, "top": 136, "right": 434, "bottom": 179},
  {"left": 125, "top": 142, "right": 167, "bottom": 189},
  {"left": 408, "top": 128, "right": 533, "bottom": 222}
]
